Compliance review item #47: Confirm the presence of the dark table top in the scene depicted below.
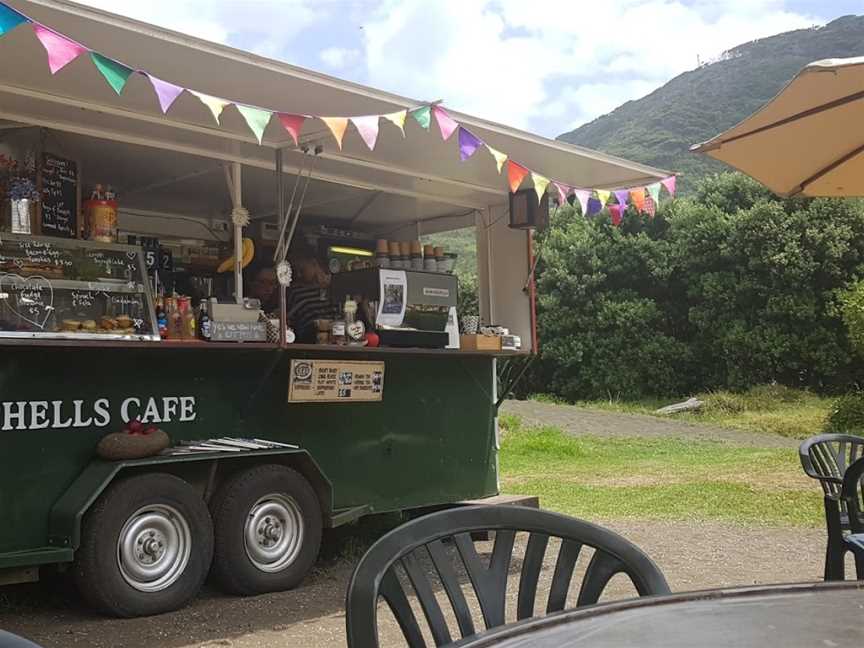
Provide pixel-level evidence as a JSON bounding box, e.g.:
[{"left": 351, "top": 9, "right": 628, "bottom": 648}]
[{"left": 462, "top": 582, "right": 864, "bottom": 647}]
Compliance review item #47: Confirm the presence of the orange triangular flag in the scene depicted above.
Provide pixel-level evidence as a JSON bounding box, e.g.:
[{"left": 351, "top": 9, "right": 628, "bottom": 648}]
[
  {"left": 320, "top": 117, "right": 349, "bottom": 149},
  {"left": 630, "top": 188, "right": 646, "bottom": 212},
  {"left": 507, "top": 161, "right": 529, "bottom": 193}
]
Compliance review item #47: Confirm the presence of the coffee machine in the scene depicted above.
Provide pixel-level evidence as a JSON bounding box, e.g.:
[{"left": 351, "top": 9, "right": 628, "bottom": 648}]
[{"left": 330, "top": 268, "right": 457, "bottom": 348}]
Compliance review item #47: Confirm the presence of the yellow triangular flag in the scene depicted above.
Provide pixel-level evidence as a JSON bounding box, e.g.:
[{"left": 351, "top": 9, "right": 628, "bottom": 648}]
[
  {"left": 320, "top": 116, "right": 349, "bottom": 149},
  {"left": 531, "top": 173, "right": 550, "bottom": 203},
  {"left": 596, "top": 189, "right": 611, "bottom": 205},
  {"left": 487, "top": 146, "right": 508, "bottom": 174},
  {"left": 191, "top": 91, "right": 231, "bottom": 123},
  {"left": 382, "top": 110, "right": 407, "bottom": 136}
]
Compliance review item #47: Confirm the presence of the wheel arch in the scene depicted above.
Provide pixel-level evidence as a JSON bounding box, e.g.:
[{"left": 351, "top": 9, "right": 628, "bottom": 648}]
[{"left": 48, "top": 449, "right": 333, "bottom": 554}]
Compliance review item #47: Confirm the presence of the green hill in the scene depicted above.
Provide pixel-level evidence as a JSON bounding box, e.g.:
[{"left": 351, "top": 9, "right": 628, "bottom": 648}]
[{"left": 558, "top": 15, "right": 864, "bottom": 193}]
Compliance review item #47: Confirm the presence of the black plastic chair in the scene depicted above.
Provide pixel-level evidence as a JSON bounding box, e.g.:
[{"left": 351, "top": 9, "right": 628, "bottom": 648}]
[
  {"left": 799, "top": 434, "right": 864, "bottom": 580},
  {"left": 345, "top": 505, "right": 670, "bottom": 648},
  {"left": 840, "top": 455, "right": 864, "bottom": 579},
  {"left": 0, "top": 631, "right": 44, "bottom": 648}
]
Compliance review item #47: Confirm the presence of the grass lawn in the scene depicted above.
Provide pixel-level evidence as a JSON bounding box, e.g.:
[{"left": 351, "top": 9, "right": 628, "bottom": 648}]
[
  {"left": 498, "top": 414, "right": 822, "bottom": 527},
  {"left": 531, "top": 384, "right": 833, "bottom": 440}
]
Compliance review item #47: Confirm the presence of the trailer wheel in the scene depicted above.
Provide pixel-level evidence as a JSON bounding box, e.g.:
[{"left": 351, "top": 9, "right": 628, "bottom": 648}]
[
  {"left": 210, "top": 464, "right": 322, "bottom": 595},
  {"left": 73, "top": 473, "right": 213, "bottom": 617}
]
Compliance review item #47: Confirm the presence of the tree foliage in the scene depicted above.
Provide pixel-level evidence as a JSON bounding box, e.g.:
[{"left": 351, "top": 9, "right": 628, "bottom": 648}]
[{"left": 532, "top": 173, "right": 864, "bottom": 400}]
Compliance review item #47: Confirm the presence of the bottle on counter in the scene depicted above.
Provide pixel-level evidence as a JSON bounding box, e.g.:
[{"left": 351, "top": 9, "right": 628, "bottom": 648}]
[
  {"left": 198, "top": 300, "right": 211, "bottom": 340},
  {"left": 331, "top": 318, "right": 346, "bottom": 346},
  {"left": 156, "top": 296, "right": 168, "bottom": 339}
]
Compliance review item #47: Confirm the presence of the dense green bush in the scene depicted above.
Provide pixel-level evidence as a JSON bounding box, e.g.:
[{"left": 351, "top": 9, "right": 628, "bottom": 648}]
[
  {"left": 531, "top": 172, "right": 864, "bottom": 400},
  {"left": 824, "top": 392, "right": 864, "bottom": 436}
]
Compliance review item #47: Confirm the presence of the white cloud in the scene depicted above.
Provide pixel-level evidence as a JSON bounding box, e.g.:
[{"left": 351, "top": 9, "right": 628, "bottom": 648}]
[
  {"left": 320, "top": 47, "right": 361, "bottom": 69},
  {"left": 73, "top": 0, "right": 828, "bottom": 137},
  {"left": 362, "top": 0, "right": 823, "bottom": 134}
]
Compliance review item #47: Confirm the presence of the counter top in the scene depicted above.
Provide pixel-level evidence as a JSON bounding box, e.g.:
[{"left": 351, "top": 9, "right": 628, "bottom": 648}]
[{"left": 0, "top": 337, "right": 529, "bottom": 358}]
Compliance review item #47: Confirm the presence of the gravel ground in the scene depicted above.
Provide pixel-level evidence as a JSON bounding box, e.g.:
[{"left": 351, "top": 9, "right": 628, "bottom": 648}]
[
  {"left": 0, "top": 401, "right": 825, "bottom": 647},
  {"left": 501, "top": 399, "right": 800, "bottom": 448}
]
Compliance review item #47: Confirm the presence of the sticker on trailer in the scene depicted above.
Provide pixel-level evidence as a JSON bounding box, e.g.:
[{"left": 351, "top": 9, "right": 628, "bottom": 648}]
[{"left": 288, "top": 359, "right": 384, "bottom": 403}]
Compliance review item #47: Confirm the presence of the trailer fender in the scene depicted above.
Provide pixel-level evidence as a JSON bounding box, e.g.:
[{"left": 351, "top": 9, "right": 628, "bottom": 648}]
[{"left": 47, "top": 449, "right": 333, "bottom": 552}]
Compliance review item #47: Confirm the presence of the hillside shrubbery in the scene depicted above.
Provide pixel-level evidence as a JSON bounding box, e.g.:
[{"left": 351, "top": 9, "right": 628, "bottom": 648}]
[{"left": 531, "top": 173, "right": 864, "bottom": 400}]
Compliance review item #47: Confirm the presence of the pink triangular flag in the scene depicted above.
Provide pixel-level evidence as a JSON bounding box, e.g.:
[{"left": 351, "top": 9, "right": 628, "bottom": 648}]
[
  {"left": 351, "top": 115, "right": 380, "bottom": 151},
  {"left": 432, "top": 105, "right": 458, "bottom": 141},
  {"left": 277, "top": 113, "right": 306, "bottom": 146},
  {"left": 661, "top": 175, "right": 676, "bottom": 197},
  {"left": 33, "top": 24, "right": 87, "bottom": 74},
  {"left": 320, "top": 117, "right": 349, "bottom": 149},
  {"left": 552, "top": 182, "right": 570, "bottom": 205},
  {"left": 574, "top": 189, "right": 590, "bottom": 216},
  {"left": 147, "top": 74, "right": 184, "bottom": 113}
]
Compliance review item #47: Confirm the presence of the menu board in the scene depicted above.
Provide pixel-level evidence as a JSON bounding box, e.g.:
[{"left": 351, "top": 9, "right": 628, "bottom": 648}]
[
  {"left": 288, "top": 359, "right": 385, "bottom": 403},
  {"left": 0, "top": 236, "right": 141, "bottom": 282},
  {"left": 40, "top": 153, "right": 77, "bottom": 238}
]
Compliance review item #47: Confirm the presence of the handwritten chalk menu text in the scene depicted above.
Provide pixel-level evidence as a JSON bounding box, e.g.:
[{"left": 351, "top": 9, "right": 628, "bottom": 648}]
[
  {"left": 0, "top": 238, "right": 74, "bottom": 277},
  {"left": 41, "top": 153, "right": 77, "bottom": 238}
]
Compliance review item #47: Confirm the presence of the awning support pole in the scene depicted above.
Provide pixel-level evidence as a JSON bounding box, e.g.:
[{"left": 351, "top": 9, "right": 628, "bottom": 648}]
[
  {"left": 224, "top": 162, "right": 248, "bottom": 305},
  {"left": 276, "top": 148, "right": 287, "bottom": 346}
]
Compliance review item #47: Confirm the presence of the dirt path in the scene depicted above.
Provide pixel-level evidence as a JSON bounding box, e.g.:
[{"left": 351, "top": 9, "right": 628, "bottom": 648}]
[
  {"left": 501, "top": 399, "right": 800, "bottom": 448},
  {"left": 0, "top": 520, "right": 825, "bottom": 648},
  {"left": 0, "top": 401, "right": 823, "bottom": 647}
]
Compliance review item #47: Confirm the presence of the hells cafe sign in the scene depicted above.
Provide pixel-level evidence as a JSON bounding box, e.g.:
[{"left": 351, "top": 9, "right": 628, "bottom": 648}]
[{"left": 0, "top": 395, "right": 197, "bottom": 431}]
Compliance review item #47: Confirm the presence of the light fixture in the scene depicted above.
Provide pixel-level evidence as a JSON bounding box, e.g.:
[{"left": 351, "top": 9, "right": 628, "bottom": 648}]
[{"left": 329, "top": 245, "right": 374, "bottom": 257}]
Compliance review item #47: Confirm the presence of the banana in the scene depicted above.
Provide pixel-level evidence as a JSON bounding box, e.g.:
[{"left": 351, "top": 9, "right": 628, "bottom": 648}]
[{"left": 217, "top": 237, "right": 255, "bottom": 273}]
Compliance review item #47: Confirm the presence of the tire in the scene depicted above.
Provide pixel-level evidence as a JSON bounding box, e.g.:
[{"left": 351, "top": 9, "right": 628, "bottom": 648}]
[
  {"left": 210, "top": 464, "right": 322, "bottom": 595},
  {"left": 73, "top": 473, "right": 214, "bottom": 617}
]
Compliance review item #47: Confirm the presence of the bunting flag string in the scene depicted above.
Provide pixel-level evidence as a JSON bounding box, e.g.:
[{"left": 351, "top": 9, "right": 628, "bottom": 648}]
[
  {"left": 507, "top": 161, "right": 529, "bottom": 193},
  {"left": 382, "top": 110, "right": 407, "bottom": 136},
  {"left": 277, "top": 113, "right": 306, "bottom": 146},
  {"left": 0, "top": 3, "right": 26, "bottom": 35},
  {"left": 90, "top": 52, "right": 132, "bottom": 95},
  {"left": 0, "top": 0, "right": 677, "bottom": 226},
  {"left": 320, "top": 117, "right": 349, "bottom": 150},
  {"left": 148, "top": 74, "right": 184, "bottom": 114},
  {"left": 432, "top": 105, "right": 458, "bottom": 141},
  {"left": 237, "top": 105, "right": 273, "bottom": 145},
  {"left": 458, "top": 127, "right": 482, "bottom": 161},
  {"left": 350, "top": 115, "right": 380, "bottom": 151},
  {"left": 32, "top": 24, "right": 87, "bottom": 74}
]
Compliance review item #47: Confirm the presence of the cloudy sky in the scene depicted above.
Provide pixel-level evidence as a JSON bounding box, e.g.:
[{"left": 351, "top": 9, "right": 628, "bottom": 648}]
[{"left": 76, "top": 0, "right": 863, "bottom": 137}]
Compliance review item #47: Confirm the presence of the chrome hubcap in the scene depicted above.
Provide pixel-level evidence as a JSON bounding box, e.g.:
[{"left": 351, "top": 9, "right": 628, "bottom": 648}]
[
  {"left": 244, "top": 494, "right": 304, "bottom": 573},
  {"left": 117, "top": 504, "right": 191, "bottom": 592}
]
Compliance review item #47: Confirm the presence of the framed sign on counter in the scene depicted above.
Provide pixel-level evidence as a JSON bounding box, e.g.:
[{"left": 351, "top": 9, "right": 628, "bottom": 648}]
[{"left": 288, "top": 359, "right": 385, "bottom": 403}]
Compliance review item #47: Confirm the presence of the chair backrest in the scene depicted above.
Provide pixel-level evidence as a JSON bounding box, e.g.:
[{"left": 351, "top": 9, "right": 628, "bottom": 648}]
[
  {"left": 841, "top": 456, "right": 864, "bottom": 533},
  {"left": 345, "top": 505, "right": 670, "bottom": 648},
  {"left": 799, "top": 434, "right": 864, "bottom": 498}
]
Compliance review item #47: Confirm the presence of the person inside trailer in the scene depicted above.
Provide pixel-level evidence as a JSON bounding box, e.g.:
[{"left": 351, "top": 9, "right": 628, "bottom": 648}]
[{"left": 286, "top": 244, "right": 336, "bottom": 343}]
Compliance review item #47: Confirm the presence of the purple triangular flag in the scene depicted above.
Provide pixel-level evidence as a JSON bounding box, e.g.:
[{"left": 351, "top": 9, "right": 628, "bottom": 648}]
[
  {"left": 614, "top": 189, "right": 629, "bottom": 210},
  {"left": 586, "top": 197, "right": 602, "bottom": 216},
  {"left": 147, "top": 74, "right": 184, "bottom": 113},
  {"left": 458, "top": 127, "right": 482, "bottom": 161}
]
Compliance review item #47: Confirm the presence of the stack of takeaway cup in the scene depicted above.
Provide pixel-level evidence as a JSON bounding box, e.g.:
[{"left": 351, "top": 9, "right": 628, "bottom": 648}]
[
  {"left": 410, "top": 241, "right": 423, "bottom": 270},
  {"left": 388, "top": 241, "right": 402, "bottom": 268},
  {"left": 375, "top": 239, "right": 390, "bottom": 268},
  {"left": 423, "top": 245, "right": 437, "bottom": 271}
]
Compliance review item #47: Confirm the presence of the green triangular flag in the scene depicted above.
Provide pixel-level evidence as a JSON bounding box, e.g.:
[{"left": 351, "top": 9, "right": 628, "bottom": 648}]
[
  {"left": 647, "top": 182, "right": 661, "bottom": 205},
  {"left": 237, "top": 105, "right": 273, "bottom": 144},
  {"left": 90, "top": 52, "right": 133, "bottom": 95},
  {"left": 411, "top": 106, "right": 431, "bottom": 130}
]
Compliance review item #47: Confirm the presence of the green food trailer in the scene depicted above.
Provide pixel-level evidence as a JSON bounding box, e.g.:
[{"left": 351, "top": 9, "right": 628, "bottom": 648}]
[{"left": 0, "top": 0, "right": 669, "bottom": 617}]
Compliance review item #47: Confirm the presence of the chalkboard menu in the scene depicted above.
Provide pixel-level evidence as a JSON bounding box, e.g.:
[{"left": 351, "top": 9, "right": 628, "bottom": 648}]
[
  {"left": 40, "top": 153, "right": 77, "bottom": 238},
  {"left": 0, "top": 235, "right": 141, "bottom": 282},
  {"left": 0, "top": 234, "right": 158, "bottom": 339}
]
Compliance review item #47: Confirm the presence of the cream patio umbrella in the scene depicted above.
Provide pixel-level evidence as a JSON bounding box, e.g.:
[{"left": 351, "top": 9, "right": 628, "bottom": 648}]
[{"left": 691, "top": 57, "right": 864, "bottom": 197}]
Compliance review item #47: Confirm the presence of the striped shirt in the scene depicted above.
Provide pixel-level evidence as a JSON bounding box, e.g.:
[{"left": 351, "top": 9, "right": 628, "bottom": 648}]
[{"left": 286, "top": 285, "right": 337, "bottom": 343}]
